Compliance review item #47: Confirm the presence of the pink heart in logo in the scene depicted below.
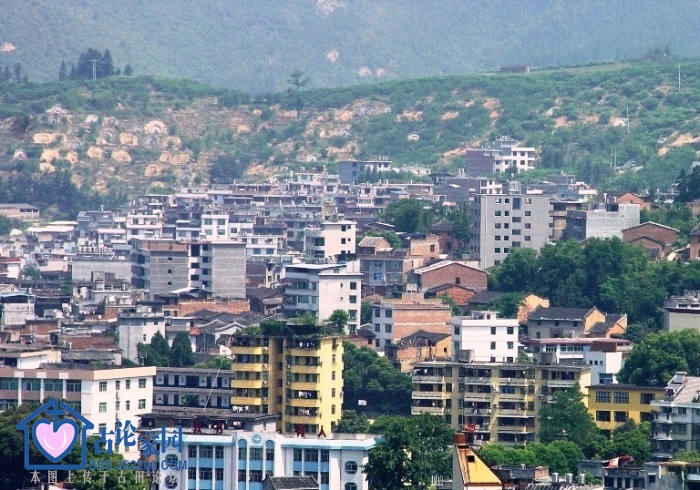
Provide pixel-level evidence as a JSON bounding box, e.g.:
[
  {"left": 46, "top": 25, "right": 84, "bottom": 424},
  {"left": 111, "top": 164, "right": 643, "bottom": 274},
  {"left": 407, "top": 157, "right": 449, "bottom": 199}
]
[{"left": 33, "top": 419, "right": 79, "bottom": 462}]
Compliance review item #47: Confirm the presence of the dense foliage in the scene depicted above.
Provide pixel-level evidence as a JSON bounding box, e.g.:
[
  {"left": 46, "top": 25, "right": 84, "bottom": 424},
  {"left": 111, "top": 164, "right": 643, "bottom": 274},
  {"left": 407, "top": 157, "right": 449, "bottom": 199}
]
[
  {"left": 490, "top": 238, "right": 700, "bottom": 324},
  {"left": 617, "top": 329, "right": 700, "bottom": 386},
  {"left": 363, "top": 414, "right": 453, "bottom": 490},
  {"left": 477, "top": 441, "right": 584, "bottom": 475},
  {"left": 136, "top": 331, "right": 195, "bottom": 368},
  {"left": 342, "top": 342, "right": 412, "bottom": 415}
]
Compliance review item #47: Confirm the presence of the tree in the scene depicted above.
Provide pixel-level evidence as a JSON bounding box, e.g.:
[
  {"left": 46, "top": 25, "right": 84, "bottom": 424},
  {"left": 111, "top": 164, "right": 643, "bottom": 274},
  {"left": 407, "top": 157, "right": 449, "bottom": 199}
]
[
  {"left": 286, "top": 69, "right": 309, "bottom": 119},
  {"left": 477, "top": 441, "right": 583, "bottom": 475},
  {"left": 327, "top": 309, "right": 349, "bottom": 332},
  {"left": 169, "top": 332, "right": 195, "bottom": 367},
  {"left": 21, "top": 264, "right": 40, "bottom": 280},
  {"left": 102, "top": 49, "right": 115, "bottom": 77},
  {"left": 361, "top": 301, "right": 373, "bottom": 325},
  {"left": 602, "top": 420, "right": 651, "bottom": 464},
  {"left": 486, "top": 292, "right": 525, "bottom": 319},
  {"left": 123, "top": 64, "right": 133, "bottom": 76},
  {"left": 617, "top": 329, "right": 700, "bottom": 386},
  {"left": 383, "top": 199, "right": 433, "bottom": 233},
  {"left": 13, "top": 62, "right": 21, "bottom": 83},
  {"left": 335, "top": 410, "right": 370, "bottom": 434},
  {"left": 342, "top": 342, "right": 412, "bottom": 415},
  {"left": 539, "top": 384, "right": 605, "bottom": 458},
  {"left": 137, "top": 331, "right": 170, "bottom": 366},
  {"left": 59, "top": 60, "right": 67, "bottom": 81},
  {"left": 195, "top": 356, "right": 232, "bottom": 370},
  {"left": 489, "top": 248, "right": 538, "bottom": 292},
  {"left": 365, "top": 414, "right": 453, "bottom": 490},
  {"left": 676, "top": 167, "right": 700, "bottom": 203}
]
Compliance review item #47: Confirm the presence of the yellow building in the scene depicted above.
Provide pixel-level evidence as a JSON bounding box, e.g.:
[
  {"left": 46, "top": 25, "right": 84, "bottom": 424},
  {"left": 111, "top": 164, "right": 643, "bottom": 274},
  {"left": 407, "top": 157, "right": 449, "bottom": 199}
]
[
  {"left": 412, "top": 359, "right": 591, "bottom": 445},
  {"left": 228, "top": 332, "right": 343, "bottom": 435},
  {"left": 587, "top": 384, "right": 664, "bottom": 437}
]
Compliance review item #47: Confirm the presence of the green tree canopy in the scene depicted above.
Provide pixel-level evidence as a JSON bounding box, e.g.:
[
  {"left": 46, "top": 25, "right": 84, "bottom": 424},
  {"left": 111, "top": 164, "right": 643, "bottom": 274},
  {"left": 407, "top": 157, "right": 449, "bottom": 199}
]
[
  {"left": 602, "top": 420, "right": 651, "bottom": 464},
  {"left": 136, "top": 330, "right": 170, "bottom": 366},
  {"left": 335, "top": 410, "right": 370, "bottom": 434},
  {"left": 477, "top": 441, "right": 584, "bottom": 475},
  {"left": 169, "top": 332, "right": 196, "bottom": 367},
  {"left": 382, "top": 199, "right": 433, "bottom": 233},
  {"left": 617, "top": 329, "right": 700, "bottom": 386},
  {"left": 364, "top": 414, "right": 453, "bottom": 490},
  {"left": 342, "top": 342, "right": 412, "bottom": 415},
  {"left": 539, "top": 384, "right": 606, "bottom": 458}
]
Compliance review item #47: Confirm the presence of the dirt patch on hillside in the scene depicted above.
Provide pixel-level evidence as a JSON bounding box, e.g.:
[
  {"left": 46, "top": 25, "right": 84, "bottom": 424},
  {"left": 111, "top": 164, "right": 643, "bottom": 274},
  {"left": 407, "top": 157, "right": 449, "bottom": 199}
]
[
  {"left": 395, "top": 111, "right": 423, "bottom": 122},
  {"left": 441, "top": 111, "right": 459, "bottom": 121}
]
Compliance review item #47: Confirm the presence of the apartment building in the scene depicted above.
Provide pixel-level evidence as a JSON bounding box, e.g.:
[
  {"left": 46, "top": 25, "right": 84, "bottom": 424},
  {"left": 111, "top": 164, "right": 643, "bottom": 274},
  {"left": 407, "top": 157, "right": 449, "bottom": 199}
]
[
  {"left": 338, "top": 158, "right": 392, "bottom": 183},
  {"left": 126, "top": 211, "right": 163, "bottom": 239},
  {"left": 664, "top": 291, "right": 700, "bottom": 333},
  {"left": 283, "top": 262, "right": 362, "bottom": 333},
  {"left": 154, "top": 367, "right": 234, "bottom": 410},
  {"left": 200, "top": 213, "right": 230, "bottom": 240},
  {"left": 588, "top": 384, "right": 663, "bottom": 438},
  {"left": 359, "top": 248, "right": 421, "bottom": 296},
  {"left": 526, "top": 306, "right": 627, "bottom": 340},
  {"left": 303, "top": 219, "right": 356, "bottom": 261},
  {"left": 411, "top": 359, "right": 591, "bottom": 445},
  {"left": 142, "top": 409, "right": 378, "bottom": 490},
  {"left": 132, "top": 239, "right": 246, "bottom": 299},
  {"left": 227, "top": 331, "right": 344, "bottom": 436},
  {"left": 117, "top": 302, "right": 167, "bottom": 362},
  {"left": 464, "top": 137, "right": 538, "bottom": 175},
  {"left": 469, "top": 187, "right": 552, "bottom": 269},
  {"left": 0, "top": 363, "right": 155, "bottom": 457},
  {"left": 565, "top": 202, "right": 640, "bottom": 241},
  {"left": 651, "top": 372, "right": 700, "bottom": 460},
  {"left": 370, "top": 298, "right": 452, "bottom": 351},
  {"left": 452, "top": 311, "right": 520, "bottom": 363}
]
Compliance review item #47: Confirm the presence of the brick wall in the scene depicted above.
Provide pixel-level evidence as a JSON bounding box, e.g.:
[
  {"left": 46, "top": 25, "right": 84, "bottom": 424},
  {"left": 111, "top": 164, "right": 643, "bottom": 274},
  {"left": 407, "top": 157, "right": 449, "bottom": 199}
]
[
  {"left": 420, "top": 263, "right": 487, "bottom": 292},
  {"left": 622, "top": 223, "right": 677, "bottom": 246},
  {"left": 177, "top": 299, "right": 250, "bottom": 316}
]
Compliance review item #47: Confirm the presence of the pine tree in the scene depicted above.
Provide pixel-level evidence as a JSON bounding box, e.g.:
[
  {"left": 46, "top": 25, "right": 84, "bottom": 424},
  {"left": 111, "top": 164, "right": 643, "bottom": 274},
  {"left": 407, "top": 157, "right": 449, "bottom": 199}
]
[
  {"left": 123, "top": 63, "right": 133, "bottom": 76},
  {"left": 102, "top": 49, "right": 114, "bottom": 77},
  {"left": 58, "top": 61, "right": 67, "bottom": 81}
]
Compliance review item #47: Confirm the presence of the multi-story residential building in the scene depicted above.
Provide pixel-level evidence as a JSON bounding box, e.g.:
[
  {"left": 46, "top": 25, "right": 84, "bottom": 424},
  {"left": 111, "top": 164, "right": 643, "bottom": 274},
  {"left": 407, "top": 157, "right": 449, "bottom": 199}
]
[
  {"left": 452, "top": 311, "right": 520, "bottom": 363},
  {"left": 201, "top": 213, "right": 230, "bottom": 240},
  {"left": 132, "top": 239, "right": 247, "bottom": 300},
  {"left": 370, "top": 298, "right": 452, "bottom": 351},
  {"left": 464, "top": 136, "right": 538, "bottom": 175},
  {"left": 522, "top": 337, "right": 630, "bottom": 385},
  {"left": 526, "top": 306, "right": 627, "bottom": 340},
  {"left": 283, "top": 262, "right": 362, "bottom": 333},
  {"left": 411, "top": 359, "right": 591, "bottom": 445},
  {"left": 154, "top": 367, "right": 234, "bottom": 410},
  {"left": 126, "top": 211, "right": 163, "bottom": 239},
  {"left": 337, "top": 158, "right": 392, "bottom": 184},
  {"left": 664, "top": 291, "right": 700, "bottom": 333},
  {"left": 469, "top": 186, "right": 552, "bottom": 269},
  {"left": 117, "top": 302, "right": 167, "bottom": 362},
  {"left": 227, "top": 330, "right": 344, "bottom": 435},
  {"left": 303, "top": 219, "right": 356, "bottom": 261},
  {"left": 690, "top": 223, "right": 700, "bottom": 261},
  {"left": 0, "top": 290, "right": 35, "bottom": 326},
  {"left": 359, "top": 248, "right": 422, "bottom": 296},
  {"left": 588, "top": 384, "right": 663, "bottom": 438},
  {"left": 141, "top": 409, "right": 378, "bottom": 490},
  {"left": 385, "top": 330, "right": 452, "bottom": 373},
  {"left": 651, "top": 372, "right": 700, "bottom": 460},
  {"left": 565, "top": 202, "right": 640, "bottom": 241},
  {"left": 0, "top": 363, "right": 155, "bottom": 457}
]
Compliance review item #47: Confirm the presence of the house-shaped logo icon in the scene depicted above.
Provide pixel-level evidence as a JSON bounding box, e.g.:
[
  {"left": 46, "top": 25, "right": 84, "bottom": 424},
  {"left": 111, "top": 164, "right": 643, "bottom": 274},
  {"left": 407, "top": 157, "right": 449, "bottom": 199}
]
[{"left": 16, "top": 398, "right": 94, "bottom": 470}]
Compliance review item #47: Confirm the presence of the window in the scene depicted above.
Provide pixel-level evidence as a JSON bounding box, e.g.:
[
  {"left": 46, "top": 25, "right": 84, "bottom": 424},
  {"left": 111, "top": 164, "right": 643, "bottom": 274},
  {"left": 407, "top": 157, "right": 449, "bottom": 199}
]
[
  {"left": 678, "top": 407, "right": 687, "bottom": 415},
  {"left": 305, "top": 451, "right": 318, "bottom": 462},
  {"left": 115, "top": 380, "right": 120, "bottom": 390},
  {"left": 251, "top": 448, "right": 263, "bottom": 460},
  {"left": 613, "top": 392, "right": 629, "bottom": 404},
  {"left": 345, "top": 461, "right": 358, "bottom": 473},
  {"left": 126, "top": 380, "right": 131, "bottom": 390},
  {"left": 321, "top": 450, "right": 330, "bottom": 462},
  {"left": 595, "top": 391, "right": 611, "bottom": 403},
  {"left": 215, "top": 446, "right": 224, "bottom": 459},
  {"left": 293, "top": 449, "right": 302, "bottom": 462},
  {"left": 215, "top": 468, "right": 224, "bottom": 481},
  {"left": 138, "top": 399, "right": 146, "bottom": 409},
  {"left": 614, "top": 411, "right": 628, "bottom": 423},
  {"left": 99, "top": 381, "right": 108, "bottom": 392},
  {"left": 596, "top": 410, "right": 611, "bottom": 422},
  {"left": 345, "top": 484, "right": 358, "bottom": 490},
  {"left": 24, "top": 379, "right": 41, "bottom": 391},
  {"left": 266, "top": 446, "right": 275, "bottom": 461},
  {"left": 99, "top": 402, "right": 107, "bottom": 413},
  {"left": 384, "top": 309, "right": 392, "bottom": 318},
  {"left": 507, "top": 342, "right": 514, "bottom": 349},
  {"left": 490, "top": 327, "right": 496, "bottom": 335},
  {"left": 490, "top": 342, "right": 496, "bottom": 350},
  {"left": 125, "top": 401, "right": 130, "bottom": 410},
  {"left": 139, "top": 378, "right": 147, "bottom": 388},
  {"left": 640, "top": 393, "right": 655, "bottom": 405},
  {"left": 350, "top": 282, "right": 357, "bottom": 290},
  {"left": 350, "top": 295, "right": 357, "bottom": 304}
]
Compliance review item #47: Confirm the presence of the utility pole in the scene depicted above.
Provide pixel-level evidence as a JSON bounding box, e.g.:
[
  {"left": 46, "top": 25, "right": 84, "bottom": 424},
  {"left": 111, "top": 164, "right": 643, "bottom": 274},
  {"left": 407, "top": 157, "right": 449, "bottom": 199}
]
[
  {"left": 626, "top": 107, "right": 630, "bottom": 134},
  {"left": 679, "top": 63, "right": 681, "bottom": 92}
]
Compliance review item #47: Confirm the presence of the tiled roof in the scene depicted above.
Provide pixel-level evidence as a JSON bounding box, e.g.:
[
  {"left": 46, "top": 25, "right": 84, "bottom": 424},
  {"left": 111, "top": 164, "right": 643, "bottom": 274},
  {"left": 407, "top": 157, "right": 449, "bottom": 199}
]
[
  {"left": 265, "top": 476, "right": 319, "bottom": 489},
  {"left": 528, "top": 306, "right": 595, "bottom": 321}
]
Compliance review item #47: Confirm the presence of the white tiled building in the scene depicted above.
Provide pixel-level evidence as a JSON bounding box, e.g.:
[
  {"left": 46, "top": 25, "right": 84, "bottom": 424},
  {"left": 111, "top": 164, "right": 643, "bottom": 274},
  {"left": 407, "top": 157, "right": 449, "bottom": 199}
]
[
  {"left": 304, "top": 219, "right": 356, "bottom": 261},
  {"left": 452, "top": 311, "right": 520, "bottom": 362}
]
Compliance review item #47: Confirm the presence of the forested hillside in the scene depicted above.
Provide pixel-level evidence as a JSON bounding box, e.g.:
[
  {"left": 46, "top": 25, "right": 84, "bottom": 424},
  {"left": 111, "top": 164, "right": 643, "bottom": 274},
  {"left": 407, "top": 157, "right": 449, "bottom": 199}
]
[
  {"left": 0, "top": 59, "right": 699, "bottom": 217},
  {"left": 0, "top": 0, "right": 699, "bottom": 92}
]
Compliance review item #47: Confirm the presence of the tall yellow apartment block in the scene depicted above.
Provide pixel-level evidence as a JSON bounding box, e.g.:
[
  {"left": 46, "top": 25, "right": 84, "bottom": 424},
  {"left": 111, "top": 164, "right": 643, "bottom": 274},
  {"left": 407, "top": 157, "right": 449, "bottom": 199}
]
[
  {"left": 228, "top": 332, "right": 344, "bottom": 435},
  {"left": 587, "top": 384, "right": 664, "bottom": 437}
]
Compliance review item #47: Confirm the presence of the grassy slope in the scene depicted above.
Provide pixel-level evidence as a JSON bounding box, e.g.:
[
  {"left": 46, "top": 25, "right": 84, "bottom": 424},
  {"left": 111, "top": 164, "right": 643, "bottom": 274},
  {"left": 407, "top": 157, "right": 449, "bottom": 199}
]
[
  {"left": 1, "top": 1, "right": 700, "bottom": 92},
  {"left": 0, "top": 59, "right": 698, "bottom": 200}
]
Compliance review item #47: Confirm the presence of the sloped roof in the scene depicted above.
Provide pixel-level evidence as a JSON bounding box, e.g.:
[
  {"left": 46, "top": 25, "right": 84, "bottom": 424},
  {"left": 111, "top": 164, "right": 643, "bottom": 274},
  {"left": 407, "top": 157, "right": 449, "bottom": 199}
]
[
  {"left": 413, "top": 260, "right": 484, "bottom": 275},
  {"left": 468, "top": 290, "right": 506, "bottom": 305},
  {"left": 264, "top": 476, "right": 319, "bottom": 489},
  {"left": 397, "top": 329, "right": 450, "bottom": 346},
  {"left": 528, "top": 306, "right": 595, "bottom": 321}
]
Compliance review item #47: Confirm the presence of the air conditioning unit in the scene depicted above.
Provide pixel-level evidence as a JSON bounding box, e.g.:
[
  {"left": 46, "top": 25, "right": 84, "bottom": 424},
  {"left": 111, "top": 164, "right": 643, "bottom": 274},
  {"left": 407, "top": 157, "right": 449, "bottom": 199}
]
[
  {"left": 262, "top": 397, "right": 268, "bottom": 402},
  {"left": 486, "top": 409, "right": 492, "bottom": 414},
  {"left": 287, "top": 364, "right": 292, "bottom": 369},
  {"left": 262, "top": 346, "right": 268, "bottom": 351},
  {"left": 262, "top": 380, "right": 268, "bottom": 385}
]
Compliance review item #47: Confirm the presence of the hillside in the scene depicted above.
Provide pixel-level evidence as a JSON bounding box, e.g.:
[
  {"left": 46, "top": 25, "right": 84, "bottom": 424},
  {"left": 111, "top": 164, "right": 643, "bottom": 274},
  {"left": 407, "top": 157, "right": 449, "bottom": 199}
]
[
  {"left": 0, "top": 59, "right": 699, "bottom": 216},
  {"left": 1, "top": 1, "right": 700, "bottom": 92}
]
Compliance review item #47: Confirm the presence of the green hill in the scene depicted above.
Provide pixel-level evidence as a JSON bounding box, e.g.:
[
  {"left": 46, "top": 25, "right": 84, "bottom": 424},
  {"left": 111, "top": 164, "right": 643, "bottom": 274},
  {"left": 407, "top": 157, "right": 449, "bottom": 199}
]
[
  {"left": 1, "top": 1, "right": 700, "bottom": 92},
  {"left": 0, "top": 59, "right": 699, "bottom": 217}
]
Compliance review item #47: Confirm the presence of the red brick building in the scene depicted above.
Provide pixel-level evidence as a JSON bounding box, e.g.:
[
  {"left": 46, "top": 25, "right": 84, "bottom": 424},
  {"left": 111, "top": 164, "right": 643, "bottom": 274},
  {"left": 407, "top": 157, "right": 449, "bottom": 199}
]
[
  {"left": 622, "top": 221, "right": 678, "bottom": 259},
  {"left": 410, "top": 260, "right": 487, "bottom": 293}
]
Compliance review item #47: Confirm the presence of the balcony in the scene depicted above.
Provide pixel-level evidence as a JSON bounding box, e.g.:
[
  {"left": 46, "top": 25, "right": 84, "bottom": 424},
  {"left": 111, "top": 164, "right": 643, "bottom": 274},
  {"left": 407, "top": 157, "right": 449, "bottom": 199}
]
[
  {"left": 289, "top": 364, "right": 322, "bottom": 374},
  {"left": 498, "top": 378, "right": 529, "bottom": 387},
  {"left": 462, "top": 377, "right": 492, "bottom": 385},
  {"left": 412, "top": 391, "right": 446, "bottom": 400},
  {"left": 413, "top": 375, "right": 444, "bottom": 383},
  {"left": 497, "top": 393, "right": 527, "bottom": 401},
  {"left": 652, "top": 431, "right": 674, "bottom": 441},
  {"left": 497, "top": 426, "right": 535, "bottom": 434},
  {"left": 464, "top": 393, "right": 491, "bottom": 401},
  {"left": 411, "top": 406, "right": 445, "bottom": 416},
  {"left": 547, "top": 379, "right": 576, "bottom": 388},
  {"left": 287, "top": 414, "right": 321, "bottom": 425},
  {"left": 497, "top": 409, "right": 533, "bottom": 417},
  {"left": 230, "top": 379, "right": 264, "bottom": 389},
  {"left": 288, "top": 381, "right": 319, "bottom": 391},
  {"left": 289, "top": 397, "right": 322, "bottom": 408},
  {"left": 230, "top": 345, "right": 264, "bottom": 356},
  {"left": 231, "top": 396, "right": 262, "bottom": 406}
]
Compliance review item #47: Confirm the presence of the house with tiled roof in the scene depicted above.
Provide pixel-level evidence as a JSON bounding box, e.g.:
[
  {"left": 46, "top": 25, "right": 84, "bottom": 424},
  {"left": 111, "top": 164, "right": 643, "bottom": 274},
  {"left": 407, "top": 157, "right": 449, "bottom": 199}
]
[
  {"left": 526, "top": 306, "right": 627, "bottom": 339},
  {"left": 622, "top": 221, "right": 678, "bottom": 259},
  {"left": 410, "top": 260, "right": 487, "bottom": 293}
]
